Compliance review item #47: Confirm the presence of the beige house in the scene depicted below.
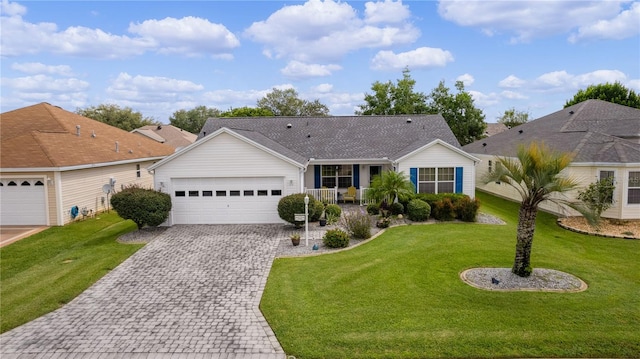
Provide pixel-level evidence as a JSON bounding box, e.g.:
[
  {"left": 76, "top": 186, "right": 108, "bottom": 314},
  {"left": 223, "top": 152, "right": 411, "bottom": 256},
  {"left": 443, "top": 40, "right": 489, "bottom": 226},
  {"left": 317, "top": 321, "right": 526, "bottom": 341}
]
[
  {"left": 463, "top": 100, "right": 640, "bottom": 220},
  {"left": 0, "top": 103, "right": 174, "bottom": 226},
  {"left": 131, "top": 124, "right": 196, "bottom": 151}
]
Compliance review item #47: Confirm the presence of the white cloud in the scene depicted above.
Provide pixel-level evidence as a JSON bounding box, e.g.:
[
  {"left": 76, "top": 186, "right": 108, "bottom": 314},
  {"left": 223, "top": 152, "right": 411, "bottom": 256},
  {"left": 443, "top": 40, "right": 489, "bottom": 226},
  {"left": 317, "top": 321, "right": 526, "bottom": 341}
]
[
  {"left": 456, "top": 73, "right": 474, "bottom": 86},
  {"left": 106, "top": 73, "right": 204, "bottom": 102},
  {"left": 11, "top": 62, "right": 74, "bottom": 76},
  {"left": 281, "top": 61, "right": 342, "bottom": 79},
  {"left": 500, "top": 90, "right": 528, "bottom": 100},
  {"left": 370, "top": 47, "right": 454, "bottom": 70},
  {"left": 469, "top": 90, "right": 501, "bottom": 107},
  {"left": 364, "top": 0, "right": 411, "bottom": 24},
  {"left": 0, "top": 5, "right": 237, "bottom": 58},
  {"left": 569, "top": 2, "right": 640, "bottom": 42},
  {"left": 312, "top": 83, "right": 334, "bottom": 93},
  {"left": 128, "top": 16, "right": 240, "bottom": 57},
  {"left": 533, "top": 69, "right": 627, "bottom": 90},
  {"left": 244, "top": 0, "right": 420, "bottom": 62},
  {"left": 499, "top": 75, "right": 526, "bottom": 88},
  {"left": 437, "top": 0, "right": 630, "bottom": 43},
  {"left": 2, "top": 74, "right": 89, "bottom": 92},
  {"left": 1, "top": 0, "right": 26, "bottom": 17},
  {"left": 628, "top": 78, "right": 640, "bottom": 91}
]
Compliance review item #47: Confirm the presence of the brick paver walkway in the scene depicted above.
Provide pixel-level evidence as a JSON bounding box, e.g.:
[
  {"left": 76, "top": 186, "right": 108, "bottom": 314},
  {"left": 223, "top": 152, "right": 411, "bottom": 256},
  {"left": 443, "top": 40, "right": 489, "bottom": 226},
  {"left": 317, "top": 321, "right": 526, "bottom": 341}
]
[{"left": 1, "top": 225, "right": 288, "bottom": 359}]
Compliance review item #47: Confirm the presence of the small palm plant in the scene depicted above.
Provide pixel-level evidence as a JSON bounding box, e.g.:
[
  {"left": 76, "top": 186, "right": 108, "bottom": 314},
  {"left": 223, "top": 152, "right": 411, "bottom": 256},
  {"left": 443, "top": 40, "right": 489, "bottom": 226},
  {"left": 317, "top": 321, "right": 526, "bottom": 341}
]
[
  {"left": 367, "top": 170, "right": 415, "bottom": 206},
  {"left": 483, "top": 141, "right": 595, "bottom": 277}
]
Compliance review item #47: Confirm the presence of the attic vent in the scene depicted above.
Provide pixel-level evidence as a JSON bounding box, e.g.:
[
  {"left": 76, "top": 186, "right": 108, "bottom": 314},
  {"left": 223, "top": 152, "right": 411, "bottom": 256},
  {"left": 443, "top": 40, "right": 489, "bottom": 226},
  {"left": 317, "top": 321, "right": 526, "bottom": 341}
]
[
  {"left": 287, "top": 123, "right": 292, "bottom": 129},
  {"left": 76, "top": 125, "right": 81, "bottom": 136},
  {"left": 115, "top": 141, "right": 119, "bottom": 152},
  {"left": 406, "top": 118, "right": 412, "bottom": 123}
]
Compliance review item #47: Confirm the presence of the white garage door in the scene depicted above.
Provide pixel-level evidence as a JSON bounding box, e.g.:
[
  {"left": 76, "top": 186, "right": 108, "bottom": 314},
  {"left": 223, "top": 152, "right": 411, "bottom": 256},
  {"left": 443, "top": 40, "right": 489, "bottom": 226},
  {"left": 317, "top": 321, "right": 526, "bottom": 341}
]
[
  {"left": 0, "top": 178, "right": 47, "bottom": 225},
  {"left": 171, "top": 177, "right": 284, "bottom": 224}
]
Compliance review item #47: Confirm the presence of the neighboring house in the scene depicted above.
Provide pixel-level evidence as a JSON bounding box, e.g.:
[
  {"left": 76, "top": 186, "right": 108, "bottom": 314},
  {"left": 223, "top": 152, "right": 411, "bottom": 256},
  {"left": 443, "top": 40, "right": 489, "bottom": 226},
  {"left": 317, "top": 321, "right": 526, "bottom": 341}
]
[
  {"left": 0, "top": 103, "right": 174, "bottom": 226},
  {"left": 484, "top": 123, "right": 508, "bottom": 137},
  {"left": 149, "top": 115, "right": 480, "bottom": 225},
  {"left": 463, "top": 99, "right": 640, "bottom": 220},
  {"left": 131, "top": 124, "right": 197, "bottom": 151}
]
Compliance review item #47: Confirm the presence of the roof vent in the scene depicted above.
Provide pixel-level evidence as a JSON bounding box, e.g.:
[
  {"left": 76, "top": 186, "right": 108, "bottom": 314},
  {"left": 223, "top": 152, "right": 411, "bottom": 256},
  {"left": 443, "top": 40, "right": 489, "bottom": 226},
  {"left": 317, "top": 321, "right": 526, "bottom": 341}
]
[
  {"left": 287, "top": 123, "right": 292, "bottom": 129},
  {"left": 91, "top": 130, "right": 96, "bottom": 138},
  {"left": 569, "top": 110, "right": 574, "bottom": 114},
  {"left": 406, "top": 118, "right": 412, "bottom": 123},
  {"left": 307, "top": 133, "right": 311, "bottom": 138},
  {"left": 519, "top": 129, "right": 523, "bottom": 134},
  {"left": 115, "top": 141, "right": 119, "bottom": 152},
  {"left": 482, "top": 143, "right": 487, "bottom": 147},
  {"left": 157, "top": 125, "right": 162, "bottom": 130},
  {"left": 76, "top": 125, "right": 81, "bottom": 136}
]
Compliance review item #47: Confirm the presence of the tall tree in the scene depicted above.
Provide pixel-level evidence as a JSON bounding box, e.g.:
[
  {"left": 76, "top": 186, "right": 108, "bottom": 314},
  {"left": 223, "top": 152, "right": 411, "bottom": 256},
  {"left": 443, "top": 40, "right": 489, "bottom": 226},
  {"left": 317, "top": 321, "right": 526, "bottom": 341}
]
[
  {"left": 76, "top": 104, "right": 159, "bottom": 132},
  {"left": 169, "top": 106, "right": 220, "bottom": 134},
  {"left": 482, "top": 142, "right": 594, "bottom": 277},
  {"left": 497, "top": 108, "right": 530, "bottom": 128},
  {"left": 257, "top": 88, "right": 330, "bottom": 116},
  {"left": 356, "top": 67, "right": 428, "bottom": 115},
  {"left": 427, "top": 80, "right": 487, "bottom": 146},
  {"left": 219, "top": 106, "right": 273, "bottom": 117},
  {"left": 564, "top": 82, "right": 640, "bottom": 108}
]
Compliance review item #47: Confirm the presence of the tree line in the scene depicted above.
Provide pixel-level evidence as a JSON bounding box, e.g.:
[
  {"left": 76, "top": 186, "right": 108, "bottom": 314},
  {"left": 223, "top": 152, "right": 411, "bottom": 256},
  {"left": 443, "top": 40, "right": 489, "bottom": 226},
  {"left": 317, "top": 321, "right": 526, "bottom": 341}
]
[{"left": 76, "top": 70, "right": 639, "bottom": 147}]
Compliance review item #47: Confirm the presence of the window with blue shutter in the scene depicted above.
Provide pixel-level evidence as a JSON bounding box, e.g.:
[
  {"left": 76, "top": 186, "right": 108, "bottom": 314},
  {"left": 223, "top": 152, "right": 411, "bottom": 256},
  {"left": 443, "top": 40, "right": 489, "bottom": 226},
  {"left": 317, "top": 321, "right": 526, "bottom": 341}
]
[
  {"left": 353, "top": 164, "right": 360, "bottom": 189},
  {"left": 314, "top": 165, "right": 321, "bottom": 189},
  {"left": 410, "top": 168, "right": 417, "bottom": 193},
  {"left": 455, "top": 167, "right": 463, "bottom": 193}
]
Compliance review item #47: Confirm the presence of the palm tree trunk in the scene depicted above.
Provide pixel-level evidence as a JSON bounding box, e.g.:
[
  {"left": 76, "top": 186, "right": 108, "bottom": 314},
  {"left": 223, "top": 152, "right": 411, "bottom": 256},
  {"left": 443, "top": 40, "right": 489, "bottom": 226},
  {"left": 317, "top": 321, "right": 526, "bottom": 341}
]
[{"left": 512, "top": 203, "right": 538, "bottom": 277}]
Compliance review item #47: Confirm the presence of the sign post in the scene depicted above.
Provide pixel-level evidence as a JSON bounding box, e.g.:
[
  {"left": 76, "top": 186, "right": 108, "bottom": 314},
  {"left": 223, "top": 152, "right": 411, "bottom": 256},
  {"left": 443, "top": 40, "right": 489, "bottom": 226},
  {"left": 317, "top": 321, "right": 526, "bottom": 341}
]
[{"left": 304, "top": 194, "right": 309, "bottom": 247}]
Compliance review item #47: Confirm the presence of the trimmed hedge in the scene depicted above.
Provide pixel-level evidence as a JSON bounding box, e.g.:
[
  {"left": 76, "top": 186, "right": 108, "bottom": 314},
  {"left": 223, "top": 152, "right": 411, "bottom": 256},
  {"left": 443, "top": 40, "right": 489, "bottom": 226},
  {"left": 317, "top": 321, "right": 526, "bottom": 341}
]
[
  {"left": 277, "top": 193, "right": 322, "bottom": 225},
  {"left": 323, "top": 229, "right": 350, "bottom": 248},
  {"left": 407, "top": 199, "right": 431, "bottom": 222},
  {"left": 110, "top": 186, "right": 171, "bottom": 229},
  {"left": 324, "top": 204, "right": 342, "bottom": 218}
]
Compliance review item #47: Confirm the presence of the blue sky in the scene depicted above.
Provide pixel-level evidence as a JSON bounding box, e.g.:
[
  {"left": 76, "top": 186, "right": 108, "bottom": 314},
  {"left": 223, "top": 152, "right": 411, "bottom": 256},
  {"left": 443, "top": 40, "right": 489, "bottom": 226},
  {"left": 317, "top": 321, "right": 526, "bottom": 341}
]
[{"left": 1, "top": 0, "right": 639, "bottom": 125}]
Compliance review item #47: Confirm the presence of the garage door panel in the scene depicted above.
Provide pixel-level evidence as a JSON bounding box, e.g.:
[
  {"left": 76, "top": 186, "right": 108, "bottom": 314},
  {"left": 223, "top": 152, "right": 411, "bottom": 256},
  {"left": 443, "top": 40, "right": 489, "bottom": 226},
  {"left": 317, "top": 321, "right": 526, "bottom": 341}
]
[
  {"left": 0, "top": 179, "right": 47, "bottom": 225},
  {"left": 171, "top": 177, "right": 284, "bottom": 224}
]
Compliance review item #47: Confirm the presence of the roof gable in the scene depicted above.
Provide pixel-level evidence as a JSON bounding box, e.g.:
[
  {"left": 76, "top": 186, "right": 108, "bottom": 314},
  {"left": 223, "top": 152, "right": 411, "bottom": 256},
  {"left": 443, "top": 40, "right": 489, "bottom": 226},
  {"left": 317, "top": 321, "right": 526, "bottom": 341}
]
[
  {"left": 132, "top": 124, "right": 197, "bottom": 149},
  {"left": 1, "top": 103, "right": 174, "bottom": 168},
  {"left": 463, "top": 100, "right": 640, "bottom": 164},
  {"left": 198, "top": 114, "right": 461, "bottom": 161}
]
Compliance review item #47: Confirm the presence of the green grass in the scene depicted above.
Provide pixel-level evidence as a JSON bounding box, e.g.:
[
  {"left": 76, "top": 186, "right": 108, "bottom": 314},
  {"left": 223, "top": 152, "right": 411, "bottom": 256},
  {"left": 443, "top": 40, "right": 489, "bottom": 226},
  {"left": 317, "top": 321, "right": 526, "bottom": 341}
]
[
  {"left": 0, "top": 212, "right": 142, "bottom": 333},
  {"left": 261, "top": 191, "right": 640, "bottom": 358}
]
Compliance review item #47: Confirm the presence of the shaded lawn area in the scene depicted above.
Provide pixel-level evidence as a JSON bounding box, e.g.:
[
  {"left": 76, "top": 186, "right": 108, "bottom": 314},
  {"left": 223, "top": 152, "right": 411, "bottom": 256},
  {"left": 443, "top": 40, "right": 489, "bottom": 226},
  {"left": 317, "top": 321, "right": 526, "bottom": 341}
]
[
  {"left": 261, "top": 191, "right": 640, "bottom": 358},
  {"left": 1, "top": 212, "right": 142, "bottom": 333}
]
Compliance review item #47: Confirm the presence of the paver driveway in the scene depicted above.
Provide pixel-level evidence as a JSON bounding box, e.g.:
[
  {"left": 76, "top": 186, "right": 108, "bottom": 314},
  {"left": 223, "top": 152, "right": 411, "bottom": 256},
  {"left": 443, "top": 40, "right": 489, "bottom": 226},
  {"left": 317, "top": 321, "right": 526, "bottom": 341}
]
[{"left": 1, "top": 225, "right": 287, "bottom": 359}]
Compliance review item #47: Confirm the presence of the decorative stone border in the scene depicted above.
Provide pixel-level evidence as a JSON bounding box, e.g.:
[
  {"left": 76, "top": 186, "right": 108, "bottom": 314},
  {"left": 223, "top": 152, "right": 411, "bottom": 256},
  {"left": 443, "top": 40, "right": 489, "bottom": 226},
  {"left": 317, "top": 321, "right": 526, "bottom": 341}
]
[
  {"left": 556, "top": 219, "right": 638, "bottom": 240},
  {"left": 460, "top": 267, "right": 588, "bottom": 293}
]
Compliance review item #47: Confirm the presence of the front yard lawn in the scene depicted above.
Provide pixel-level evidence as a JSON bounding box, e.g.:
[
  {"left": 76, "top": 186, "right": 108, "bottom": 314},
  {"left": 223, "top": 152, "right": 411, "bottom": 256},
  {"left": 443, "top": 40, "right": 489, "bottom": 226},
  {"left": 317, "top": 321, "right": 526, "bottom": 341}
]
[
  {"left": 260, "top": 191, "right": 640, "bottom": 358},
  {"left": 0, "top": 212, "right": 142, "bottom": 333}
]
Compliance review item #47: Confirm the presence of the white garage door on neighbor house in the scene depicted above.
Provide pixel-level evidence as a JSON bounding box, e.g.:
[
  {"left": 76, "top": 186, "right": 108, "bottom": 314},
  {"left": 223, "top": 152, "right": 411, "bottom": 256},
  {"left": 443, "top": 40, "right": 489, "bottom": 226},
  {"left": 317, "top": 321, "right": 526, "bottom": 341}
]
[
  {"left": 0, "top": 178, "right": 47, "bottom": 225},
  {"left": 170, "top": 177, "right": 284, "bottom": 224}
]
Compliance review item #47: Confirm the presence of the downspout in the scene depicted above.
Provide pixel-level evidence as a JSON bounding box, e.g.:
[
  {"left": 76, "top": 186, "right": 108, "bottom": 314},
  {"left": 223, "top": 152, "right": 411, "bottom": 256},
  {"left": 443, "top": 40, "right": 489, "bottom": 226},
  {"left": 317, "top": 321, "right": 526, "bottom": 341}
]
[{"left": 54, "top": 171, "right": 63, "bottom": 225}]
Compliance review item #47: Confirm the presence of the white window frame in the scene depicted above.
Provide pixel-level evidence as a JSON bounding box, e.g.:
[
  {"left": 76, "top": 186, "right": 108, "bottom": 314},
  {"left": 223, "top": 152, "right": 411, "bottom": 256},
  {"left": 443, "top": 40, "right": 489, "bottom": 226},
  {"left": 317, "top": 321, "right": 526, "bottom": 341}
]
[
  {"left": 321, "top": 165, "right": 352, "bottom": 189},
  {"left": 628, "top": 171, "right": 640, "bottom": 205},
  {"left": 417, "top": 167, "right": 455, "bottom": 194}
]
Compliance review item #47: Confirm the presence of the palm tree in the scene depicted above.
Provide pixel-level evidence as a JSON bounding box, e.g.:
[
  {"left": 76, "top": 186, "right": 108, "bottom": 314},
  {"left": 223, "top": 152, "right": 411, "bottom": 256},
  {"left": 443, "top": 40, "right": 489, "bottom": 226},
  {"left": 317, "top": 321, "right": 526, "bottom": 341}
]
[
  {"left": 368, "top": 170, "right": 415, "bottom": 205},
  {"left": 483, "top": 142, "right": 592, "bottom": 277}
]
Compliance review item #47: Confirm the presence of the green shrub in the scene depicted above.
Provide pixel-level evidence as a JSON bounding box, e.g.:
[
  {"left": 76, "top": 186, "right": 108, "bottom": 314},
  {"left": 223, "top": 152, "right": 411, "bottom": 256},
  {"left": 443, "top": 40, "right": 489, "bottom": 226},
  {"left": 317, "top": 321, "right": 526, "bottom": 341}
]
[
  {"left": 366, "top": 203, "right": 380, "bottom": 215},
  {"left": 277, "top": 193, "right": 322, "bottom": 226},
  {"left": 407, "top": 199, "right": 431, "bottom": 222},
  {"left": 342, "top": 209, "right": 372, "bottom": 239},
  {"left": 110, "top": 185, "right": 171, "bottom": 229},
  {"left": 326, "top": 212, "right": 339, "bottom": 225},
  {"left": 323, "top": 229, "right": 350, "bottom": 248},
  {"left": 324, "top": 204, "right": 342, "bottom": 218},
  {"left": 310, "top": 200, "right": 325, "bottom": 222},
  {"left": 433, "top": 197, "right": 456, "bottom": 221},
  {"left": 456, "top": 197, "right": 480, "bottom": 222},
  {"left": 390, "top": 202, "right": 405, "bottom": 215},
  {"left": 416, "top": 193, "right": 469, "bottom": 216}
]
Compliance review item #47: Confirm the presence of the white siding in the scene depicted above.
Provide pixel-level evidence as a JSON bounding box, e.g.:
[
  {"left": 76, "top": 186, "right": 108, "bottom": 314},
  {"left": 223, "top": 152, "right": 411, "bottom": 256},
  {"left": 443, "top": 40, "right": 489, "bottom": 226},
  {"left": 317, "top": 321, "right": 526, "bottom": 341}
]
[
  {"left": 153, "top": 132, "right": 302, "bottom": 225},
  {"left": 60, "top": 161, "right": 156, "bottom": 224},
  {"left": 472, "top": 153, "right": 640, "bottom": 220},
  {"left": 396, "top": 143, "right": 477, "bottom": 198}
]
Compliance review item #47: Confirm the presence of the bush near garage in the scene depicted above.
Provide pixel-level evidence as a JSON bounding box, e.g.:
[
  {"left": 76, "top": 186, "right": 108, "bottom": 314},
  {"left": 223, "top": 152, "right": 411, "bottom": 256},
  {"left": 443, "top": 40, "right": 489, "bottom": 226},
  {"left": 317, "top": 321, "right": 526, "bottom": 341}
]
[
  {"left": 110, "top": 185, "right": 172, "bottom": 229},
  {"left": 277, "top": 193, "right": 322, "bottom": 226}
]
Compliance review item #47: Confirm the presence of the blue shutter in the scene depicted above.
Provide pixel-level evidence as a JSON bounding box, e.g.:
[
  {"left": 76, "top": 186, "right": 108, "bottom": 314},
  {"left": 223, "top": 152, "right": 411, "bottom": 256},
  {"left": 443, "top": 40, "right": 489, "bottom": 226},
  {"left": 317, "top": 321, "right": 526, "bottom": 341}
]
[
  {"left": 455, "top": 167, "right": 463, "bottom": 193},
  {"left": 410, "top": 168, "right": 418, "bottom": 193},
  {"left": 353, "top": 164, "right": 360, "bottom": 189},
  {"left": 314, "top": 165, "right": 321, "bottom": 189}
]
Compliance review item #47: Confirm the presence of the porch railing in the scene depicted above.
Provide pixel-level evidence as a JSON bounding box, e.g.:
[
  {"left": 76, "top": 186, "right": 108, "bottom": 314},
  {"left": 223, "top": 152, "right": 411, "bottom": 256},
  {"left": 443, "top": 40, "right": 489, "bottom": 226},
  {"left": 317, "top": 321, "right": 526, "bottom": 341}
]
[
  {"left": 359, "top": 187, "right": 374, "bottom": 206},
  {"left": 304, "top": 187, "right": 338, "bottom": 204}
]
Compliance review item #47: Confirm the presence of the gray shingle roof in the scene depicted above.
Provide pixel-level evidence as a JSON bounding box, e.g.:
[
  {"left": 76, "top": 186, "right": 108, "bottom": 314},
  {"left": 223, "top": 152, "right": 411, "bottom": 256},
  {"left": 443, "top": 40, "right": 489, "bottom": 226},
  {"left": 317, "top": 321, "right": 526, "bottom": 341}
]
[
  {"left": 463, "top": 100, "right": 640, "bottom": 164},
  {"left": 199, "top": 115, "right": 460, "bottom": 162}
]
